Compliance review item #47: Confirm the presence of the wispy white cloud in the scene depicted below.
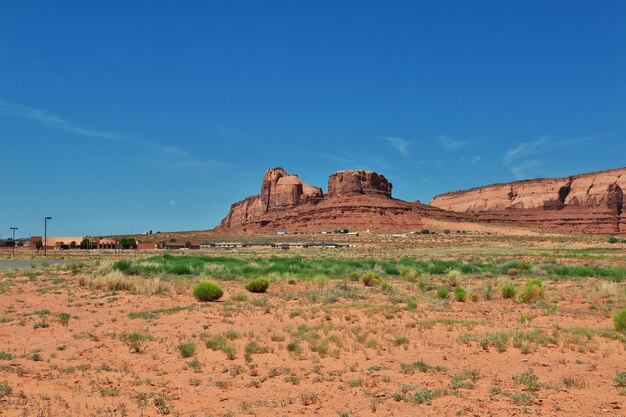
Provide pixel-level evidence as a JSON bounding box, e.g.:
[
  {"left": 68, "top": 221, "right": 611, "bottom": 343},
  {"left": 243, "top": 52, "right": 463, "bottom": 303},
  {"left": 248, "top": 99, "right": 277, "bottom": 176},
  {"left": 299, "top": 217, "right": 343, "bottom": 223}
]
[
  {"left": 504, "top": 136, "right": 549, "bottom": 165},
  {"left": 503, "top": 136, "right": 594, "bottom": 179},
  {"left": 0, "top": 98, "right": 231, "bottom": 170},
  {"left": 462, "top": 155, "right": 481, "bottom": 166},
  {"left": 383, "top": 136, "right": 410, "bottom": 157},
  {"left": 169, "top": 200, "right": 177, "bottom": 206},
  {"left": 0, "top": 99, "right": 121, "bottom": 140},
  {"left": 439, "top": 135, "right": 470, "bottom": 151}
]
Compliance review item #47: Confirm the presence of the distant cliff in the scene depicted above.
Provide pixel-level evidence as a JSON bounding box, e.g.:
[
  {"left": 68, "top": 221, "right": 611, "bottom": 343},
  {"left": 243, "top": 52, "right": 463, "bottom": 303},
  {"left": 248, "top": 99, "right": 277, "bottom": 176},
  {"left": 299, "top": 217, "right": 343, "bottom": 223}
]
[{"left": 430, "top": 167, "right": 625, "bottom": 234}]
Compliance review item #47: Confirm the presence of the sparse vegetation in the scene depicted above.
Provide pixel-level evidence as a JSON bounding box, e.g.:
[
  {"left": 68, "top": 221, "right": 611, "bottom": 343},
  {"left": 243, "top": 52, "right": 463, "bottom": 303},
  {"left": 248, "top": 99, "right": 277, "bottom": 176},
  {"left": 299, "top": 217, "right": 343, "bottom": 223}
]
[
  {"left": 245, "top": 278, "right": 269, "bottom": 293},
  {"left": 192, "top": 281, "right": 223, "bottom": 301}
]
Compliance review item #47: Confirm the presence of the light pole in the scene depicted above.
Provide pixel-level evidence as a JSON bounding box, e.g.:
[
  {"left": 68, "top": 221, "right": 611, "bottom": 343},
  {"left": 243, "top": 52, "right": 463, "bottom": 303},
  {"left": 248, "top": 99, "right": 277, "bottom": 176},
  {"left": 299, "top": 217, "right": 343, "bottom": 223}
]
[
  {"left": 44, "top": 217, "right": 52, "bottom": 257},
  {"left": 10, "top": 227, "right": 18, "bottom": 257}
]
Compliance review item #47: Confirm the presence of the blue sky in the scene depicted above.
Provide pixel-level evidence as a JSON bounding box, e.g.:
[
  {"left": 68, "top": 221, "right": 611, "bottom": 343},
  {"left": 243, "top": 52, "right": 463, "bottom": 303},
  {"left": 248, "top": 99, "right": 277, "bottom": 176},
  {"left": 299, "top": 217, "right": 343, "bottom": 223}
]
[{"left": 1, "top": 1, "right": 625, "bottom": 237}]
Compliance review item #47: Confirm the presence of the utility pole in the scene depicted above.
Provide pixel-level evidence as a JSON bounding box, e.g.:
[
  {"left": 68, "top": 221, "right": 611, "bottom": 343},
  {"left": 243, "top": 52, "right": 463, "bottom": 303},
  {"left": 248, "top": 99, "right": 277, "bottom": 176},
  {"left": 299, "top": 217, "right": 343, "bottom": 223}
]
[
  {"left": 44, "top": 217, "right": 52, "bottom": 256},
  {"left": 10, "top": 227, "right": 18, "bottom": 257}
]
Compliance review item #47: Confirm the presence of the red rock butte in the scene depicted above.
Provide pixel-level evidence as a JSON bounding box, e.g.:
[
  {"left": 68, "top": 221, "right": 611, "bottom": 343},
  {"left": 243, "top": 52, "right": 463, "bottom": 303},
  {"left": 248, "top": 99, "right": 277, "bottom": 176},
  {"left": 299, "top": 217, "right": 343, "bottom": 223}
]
[
  {"left": 216, "top": 167, "right": 470, "bottom": 233},
  {"left": 430, "top": 166, "right": 626, "bottom": 235},
  {"left": 216, "top": 166, "right": 626, "bottom": 235}
]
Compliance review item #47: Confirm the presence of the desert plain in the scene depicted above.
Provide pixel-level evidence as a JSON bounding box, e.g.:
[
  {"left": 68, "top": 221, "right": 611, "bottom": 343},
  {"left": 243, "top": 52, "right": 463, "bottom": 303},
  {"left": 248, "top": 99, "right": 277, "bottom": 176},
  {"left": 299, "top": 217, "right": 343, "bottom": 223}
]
[{"left": 1, "top": 232, "right": 626, "bottom": 417}]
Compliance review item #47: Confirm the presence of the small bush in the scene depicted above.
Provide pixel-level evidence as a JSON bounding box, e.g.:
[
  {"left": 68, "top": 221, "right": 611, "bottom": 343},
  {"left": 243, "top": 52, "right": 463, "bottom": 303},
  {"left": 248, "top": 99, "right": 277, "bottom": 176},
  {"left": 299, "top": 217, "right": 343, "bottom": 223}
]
[
  {"left": 362, "top": 272, "right": 382, "bottom": 287},
  {"left": 518, "top": 279, "right": 546, "bottom": 304},
  {"left": 245, "top": 278, "right": 269, "bottom": 293},
  {"left": 436, "top": 288, "right": 449, "bottom": 299},
  {"left": 0, "top": 380, "right": 12, "bottom": 399},
  {"left": 483, "top": 282, "right": 493, "bottom": 300},
  {"left": 608, "top": 236, "right": 619, "bottom": 244},
  {"left": 471, "top": 294, "right": 478, "bottom": 302},
  {"left": 447, "top": 270, "right": 461, "bottom": 287},
  {"left": 501, "top": 284, "right": 517, "bottom": 299},
  {"left": 193, "top": 281, "right": 223, "bottom": 302},
  {"left": 112, "top": 260, "right": 132, "bottom": 273},
  {"left": 178, "top": 342, "right": 196, "bottom": 358},
  {"left": 400, "top": 268, "right": 419, "bottom": 282},
  {"left": 614, "top": 308, "right": 626, "bottom": 333},
  {"left": 380, "top": 282, "right": 392, "bottom": 292},
  {"left": 506, "top": 268, "right": 518, "bottom": 277},
  {"left": 454, "top": 287, "right": 467, "bottom": 302},
  {"left": 348, "top": 271, "right": 361, "bottom": 281},
  {"left": 614, "top": 372, "right": 626, "bottom": 387}
]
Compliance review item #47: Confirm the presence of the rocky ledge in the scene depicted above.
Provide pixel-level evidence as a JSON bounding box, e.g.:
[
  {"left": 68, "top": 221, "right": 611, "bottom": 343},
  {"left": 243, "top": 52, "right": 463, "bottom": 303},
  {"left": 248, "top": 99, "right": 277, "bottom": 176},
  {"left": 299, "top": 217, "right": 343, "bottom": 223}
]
[{"left": 430, "top": 167, "right": 625, "bottom": 234}]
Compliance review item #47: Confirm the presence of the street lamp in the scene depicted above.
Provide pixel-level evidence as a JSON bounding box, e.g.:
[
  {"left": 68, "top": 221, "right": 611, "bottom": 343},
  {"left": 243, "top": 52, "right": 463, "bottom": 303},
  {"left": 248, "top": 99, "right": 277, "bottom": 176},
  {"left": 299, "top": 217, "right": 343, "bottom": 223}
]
[
  {"left": 44, "top": 217, "right": 52, "bottom": 257},
  {"left": 10, "top": 227, "right": 18, "bottom": 257}
]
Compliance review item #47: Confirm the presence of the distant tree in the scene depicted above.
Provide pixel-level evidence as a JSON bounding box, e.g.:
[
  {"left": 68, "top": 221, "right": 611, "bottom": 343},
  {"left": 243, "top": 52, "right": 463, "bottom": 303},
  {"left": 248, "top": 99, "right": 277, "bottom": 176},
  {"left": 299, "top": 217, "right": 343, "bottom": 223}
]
[
  {"left": 34, "top": 240, "right": 42, "bottom": 252},
  {"left": 119, "top": 237, "right": 136, "bottom": 249},
  {"left": 169, "top": 238, "right": 177, "bottom": 242},
  {"left": 80, "top": 238, "right": 90, "bottom": 250},
  {"left": 69, "top": 241, "right": 77, "bottom": 249}
]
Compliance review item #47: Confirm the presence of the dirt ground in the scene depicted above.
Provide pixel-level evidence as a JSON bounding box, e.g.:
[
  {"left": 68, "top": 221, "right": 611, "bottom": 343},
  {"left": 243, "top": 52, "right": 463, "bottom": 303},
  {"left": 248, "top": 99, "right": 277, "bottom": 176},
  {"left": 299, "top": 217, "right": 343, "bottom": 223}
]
[{"left": 1, "top": 235, "right": 625, "bottom": 417}]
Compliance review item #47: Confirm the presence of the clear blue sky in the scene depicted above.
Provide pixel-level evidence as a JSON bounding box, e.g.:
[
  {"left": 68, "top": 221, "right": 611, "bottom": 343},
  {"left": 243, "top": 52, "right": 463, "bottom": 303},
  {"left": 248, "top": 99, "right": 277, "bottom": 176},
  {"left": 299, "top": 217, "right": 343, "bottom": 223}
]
[{"left": 1, "top": 1, "right": 625, "bottom": 237}]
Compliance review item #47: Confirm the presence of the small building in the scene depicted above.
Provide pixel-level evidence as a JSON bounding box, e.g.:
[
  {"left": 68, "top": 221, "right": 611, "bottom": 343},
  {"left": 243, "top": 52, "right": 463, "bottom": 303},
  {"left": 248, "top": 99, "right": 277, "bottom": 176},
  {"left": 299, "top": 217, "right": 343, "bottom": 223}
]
[{"left": 276, "top": 230, "right": 287, "bottom": 235}]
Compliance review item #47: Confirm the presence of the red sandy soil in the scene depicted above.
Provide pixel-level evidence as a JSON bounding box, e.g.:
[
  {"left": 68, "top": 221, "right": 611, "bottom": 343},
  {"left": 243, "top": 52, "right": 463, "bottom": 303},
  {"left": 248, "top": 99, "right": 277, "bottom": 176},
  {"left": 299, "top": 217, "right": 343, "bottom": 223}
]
[{"left": 1, "top": 256, "right": 625, "bottom": 417}]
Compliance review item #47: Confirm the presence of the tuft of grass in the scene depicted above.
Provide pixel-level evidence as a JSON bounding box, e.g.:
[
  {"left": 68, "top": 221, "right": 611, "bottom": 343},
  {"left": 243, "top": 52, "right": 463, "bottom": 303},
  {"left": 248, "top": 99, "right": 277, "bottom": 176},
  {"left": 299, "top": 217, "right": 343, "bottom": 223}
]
[
  {"left": 436, "top": 288, "right": 449, "bottom": 299},
  {"left": 0, "top": 380, "right": 12, "bottom": 399},
  {"left": 454, "top": 287, "right": 467, "bottom": 302},
  {"left": 517, "top": 279, "right": 546, "bottom": 304},
  {"left": 614, "top": 308, "right": 626, "bottom": 333},
  {"left": 120, "top": 332, "right": 153, "bottom": 353},
  {"left": 58, "top": 312, "right": 71, "bottom": 325},
  {"left": 362, "top": 272, "right": 382, "bottom": 287},
  {"left": 501, "top": 284, "right": 517, "bottom": 299},
  {"left": 178, "top": 342, "right": 196, "bottom": 358}
]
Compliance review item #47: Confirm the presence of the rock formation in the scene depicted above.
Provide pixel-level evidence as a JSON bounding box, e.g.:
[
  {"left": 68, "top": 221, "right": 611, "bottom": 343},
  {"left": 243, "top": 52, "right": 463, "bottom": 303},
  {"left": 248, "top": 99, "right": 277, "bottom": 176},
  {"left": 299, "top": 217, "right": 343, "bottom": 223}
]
[
  {"left": 216, "top": 168, "right": 470, "bottom": 232},
  {"left": 430, "top": 167, "right": 626, "bottom": 234},
  {"left": 217, "top": 166, "right": 626, "bottom": 235},
  {"left": 327, "top": 170, "right": 392, "bottom": 198},
  {"left": 218, "top": 168, "right": 323, "bottom": 229}
]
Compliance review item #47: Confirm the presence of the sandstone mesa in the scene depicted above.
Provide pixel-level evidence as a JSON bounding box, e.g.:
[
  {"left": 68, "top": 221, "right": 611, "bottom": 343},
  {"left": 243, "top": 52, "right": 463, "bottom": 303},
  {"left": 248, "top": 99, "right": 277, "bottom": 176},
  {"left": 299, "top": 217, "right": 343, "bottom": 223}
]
[{"left": 216, "top": 166, "right": 626, "bottom": 235}]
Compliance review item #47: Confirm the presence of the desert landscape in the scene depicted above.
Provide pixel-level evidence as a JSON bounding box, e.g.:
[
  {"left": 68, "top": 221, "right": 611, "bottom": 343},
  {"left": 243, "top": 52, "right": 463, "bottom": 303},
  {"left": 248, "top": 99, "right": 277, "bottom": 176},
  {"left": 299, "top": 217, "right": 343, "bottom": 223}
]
[
  {"left": 3, "top": 3, "right": 626, "bottom": 416},
  {"left": 1, "top": 230, "right": 626, "bottom": 417}
]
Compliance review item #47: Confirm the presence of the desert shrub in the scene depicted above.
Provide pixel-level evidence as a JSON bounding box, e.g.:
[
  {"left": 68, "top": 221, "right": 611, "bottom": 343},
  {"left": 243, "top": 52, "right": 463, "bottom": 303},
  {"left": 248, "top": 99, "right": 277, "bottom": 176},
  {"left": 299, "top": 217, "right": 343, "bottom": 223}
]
[
  {"left": 447, "top": 270, "right": 461, "bottom": 287},
  {"left": 400, "top": 268, "right": 419, "bottom": 282},
  {"left": 506, "top": 268, "right": 518, "bottom": 277},
  {"left": 166, "top": 264, "right": 193, "bottom": 275},
  {"left": 193, "top": 281, "right": 223, "bottom": 302},
  {"left": 348, "top": 271, "right": 361, "bottom": 281},
  {"left": 614, "top": 308, "right": 626, "bottom": 333},
  {"left": 112, "top": 260, "right": 132, "bottom": 273},
  {"left": 454, "top": 287, "right": 467, "bottom": 302},
  {"left": 471, "top": 294, "right": 478, "bottom": 302},
  {"left": 436, "top": 288, "right": 449, "bottom": 299},
  {"left": 608, "top": 236, "right": 619, "bottom": 244},
  {"left": 178, "top": 342, "right": 196, "bottom": 358},
  {"left": 383, "top": 264, "right": 400, "bottom": 275},
  {"left": 0, "top": 380, "right": 11, "bottom": 399},
  {"left": 381, "top": 282, "right": 392, "bottom": 292},
  {"left": 501, "top": 284, "right": 517, "bottom": 299},
  {"left": 614, "top": 372, "right": 626, "bottom": 387},
  {"left": 362, "top": 272, "right": 382, "bottom": 287},
  {"left": 518, "top": 279, "right": 546, "bottom": 304},
  {"left": 245, "top": 278, "right": 269, "bottom": 293},
  {"left": 58, "top": 312, "right": 71, "bottom": 325},
  {"left": 483, "top": 282, "right": 493, "bottom": 300}
]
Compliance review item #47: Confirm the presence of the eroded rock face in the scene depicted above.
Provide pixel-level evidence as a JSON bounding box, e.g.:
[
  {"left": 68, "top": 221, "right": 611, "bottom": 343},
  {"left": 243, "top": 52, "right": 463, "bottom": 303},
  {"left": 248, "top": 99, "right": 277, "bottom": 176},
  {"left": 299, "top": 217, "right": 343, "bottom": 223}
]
[
  {"left": 430, "top": 167, "right": 626, "bottom": 234},
  {"left": 327, "top": 170, "right": 392, "bottom": 198},
  {"left": 218, "top": 168, "right": 323, "bottom": 229},
  {"left": 261, "top": 167, "right": 323, "bottom": 211}
]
